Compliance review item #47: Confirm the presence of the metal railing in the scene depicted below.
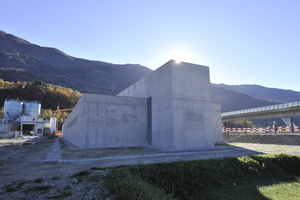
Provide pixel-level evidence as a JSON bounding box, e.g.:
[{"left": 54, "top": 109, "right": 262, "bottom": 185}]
[{"left": 221, "top": 101, "right": 300, "bottom": 117}]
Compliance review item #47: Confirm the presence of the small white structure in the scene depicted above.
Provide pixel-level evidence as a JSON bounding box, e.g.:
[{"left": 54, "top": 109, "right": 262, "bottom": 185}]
[
  {"left": 20, "top": 116, "right": 44, "bottom": 136},
  {"left": 63, "top": 60, "right": 223, "bottom": 150},
  {"left": 50, "top": 117, "right": 57, "bottom": 134},
  {"left": 1, "top": 99, "right": 49, "bottom": 136}
]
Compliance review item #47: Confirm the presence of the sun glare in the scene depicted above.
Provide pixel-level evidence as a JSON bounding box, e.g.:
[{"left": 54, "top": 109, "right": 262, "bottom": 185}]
[{"left": 169, "top": 49, "right": 189, "bottom": 64}]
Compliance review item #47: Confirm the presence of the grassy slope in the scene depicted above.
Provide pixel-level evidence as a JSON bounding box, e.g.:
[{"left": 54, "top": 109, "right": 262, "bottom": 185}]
[{"left": 104, "top": 154, "right": 300, "bottom": 200}]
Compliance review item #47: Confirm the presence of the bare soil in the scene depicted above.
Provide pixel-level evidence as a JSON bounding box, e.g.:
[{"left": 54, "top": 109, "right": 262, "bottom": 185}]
[
  {"left": 1, "top": 134, "right": 300, "bottom": 199},
  {"left": 223, "top": 132, "right": 300, "bottom": 145}
]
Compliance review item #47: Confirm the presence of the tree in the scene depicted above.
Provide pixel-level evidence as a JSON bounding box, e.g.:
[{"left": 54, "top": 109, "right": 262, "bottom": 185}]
[
  {"left": 0, "top": 107, "right": 4, "bottom": 118},
  {"left": 32, "top": 79, "right": 47, "bottom": 86},
  {"left": 0, "top": 79, "right": 82, "bottom": 115},
  {"left": 227, "top": 120, "right": 255, "bottom": 128}
]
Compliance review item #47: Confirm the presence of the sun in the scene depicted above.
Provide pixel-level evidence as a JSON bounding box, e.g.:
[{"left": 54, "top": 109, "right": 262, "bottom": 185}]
[{"left": 169, "top": 49, "right": 189, "bottom": 63}]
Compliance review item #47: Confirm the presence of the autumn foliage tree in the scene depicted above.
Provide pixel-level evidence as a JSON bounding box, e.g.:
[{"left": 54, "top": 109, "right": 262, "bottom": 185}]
[{"left": 0, "top": 79, "right": 81, "bottom": 123}]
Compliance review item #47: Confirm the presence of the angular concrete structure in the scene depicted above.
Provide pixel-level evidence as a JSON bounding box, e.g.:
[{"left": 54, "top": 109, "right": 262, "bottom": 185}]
[
  {"left": 63, "top": 94, "right": 147, "bottom": 149},
  {"left": 63, "top": 60, "right": 222, "bottom": 150}
]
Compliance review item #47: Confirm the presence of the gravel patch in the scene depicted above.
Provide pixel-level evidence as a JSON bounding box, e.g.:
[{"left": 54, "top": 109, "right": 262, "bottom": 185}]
[
  {"left": 44, "top": 137, "right": 63, "bottom": 162},
  {"left": 1, "top": 134, "right": 300, "bottom": 199}
]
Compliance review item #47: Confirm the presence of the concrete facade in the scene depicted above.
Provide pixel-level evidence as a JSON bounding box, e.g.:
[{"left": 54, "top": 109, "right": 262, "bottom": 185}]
[
  {"left": 0, "top": 122, "right": 14, "bottom": 132},
  {"left": 63, "top": 94, "right": 147, "bottom": 149},
  {"left": 20, "top": 116, "right": 44, "bottom": 136},
  {"left": 63, "top": 60, "right": 223, "bottom": 150},
  {"left": 0, "top": 131, "right": 22, "bottom": 139}
]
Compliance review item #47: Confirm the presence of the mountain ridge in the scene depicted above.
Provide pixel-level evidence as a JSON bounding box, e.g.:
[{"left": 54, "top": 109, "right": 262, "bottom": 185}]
[
  {"left": 213, "top": 83, "right": 300, "bottom": 103},
  {"left": 0, "top": 30, "right": 152, "bottom": 94},
  {"left": 1, "top": 30, "right": 300, "bottom": 114}
]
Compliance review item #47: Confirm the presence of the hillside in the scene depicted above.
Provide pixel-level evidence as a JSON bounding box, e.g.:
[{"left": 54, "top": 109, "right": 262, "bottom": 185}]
[
  {"left": 214, "top": 84, "right": 300, "bottom": 103},
  {"left": 1, "top": 30, "right": 300, "bottom": 114},
  {"left": 211, "top": 84, "right": 281, "bottom": 112},
  {"left": 0, "top": 31, "right": 152, "bottom": 94}
]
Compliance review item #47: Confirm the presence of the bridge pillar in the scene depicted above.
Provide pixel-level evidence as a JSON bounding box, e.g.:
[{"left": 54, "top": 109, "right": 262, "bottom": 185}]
[{"left": 281, "top": 117, "right": 296, "bottom": 127}]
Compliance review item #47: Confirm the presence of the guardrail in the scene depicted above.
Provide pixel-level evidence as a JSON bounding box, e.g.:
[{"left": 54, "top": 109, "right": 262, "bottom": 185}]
[
  {"left": 223, "top": 126, "right": 299, "bottom": 133},
  {"left": 221, "top": 101, "right": 300, "bottom": 117}
]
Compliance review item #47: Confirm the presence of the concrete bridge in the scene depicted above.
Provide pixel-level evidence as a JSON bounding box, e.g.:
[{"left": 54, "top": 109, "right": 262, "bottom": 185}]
[{"left": 221, "top": 101, "right": 300, "bottom": 126}]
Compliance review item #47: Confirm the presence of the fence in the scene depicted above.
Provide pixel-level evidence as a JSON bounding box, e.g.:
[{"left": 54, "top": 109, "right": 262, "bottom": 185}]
[{"left": 223, "top": 126, "right": 300, "bottom": 133}]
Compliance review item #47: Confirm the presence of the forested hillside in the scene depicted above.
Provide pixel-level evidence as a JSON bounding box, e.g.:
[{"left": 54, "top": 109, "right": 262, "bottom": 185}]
[
  {"left": 0, "top": 30, "right": 152, "bottom": 94},
  {"left": 0, "top": 79, "right": 81, "bottom": 125},
  {"left": 0, "top": 79, "right": 81, "bottom": 110}
]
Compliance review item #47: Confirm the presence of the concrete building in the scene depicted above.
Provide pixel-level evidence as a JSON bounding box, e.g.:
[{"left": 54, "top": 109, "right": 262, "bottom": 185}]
[
  {"left": 63, "top": 60, "right": 223, "bottom": 150},
  {"left": 0, "top": 99, "right": 55, "bottom": 137}
]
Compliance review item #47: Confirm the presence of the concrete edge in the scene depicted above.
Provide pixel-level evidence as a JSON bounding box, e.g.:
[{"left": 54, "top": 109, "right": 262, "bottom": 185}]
[{"left": 60, "top": 137, "right": 80, "bottom": 150}]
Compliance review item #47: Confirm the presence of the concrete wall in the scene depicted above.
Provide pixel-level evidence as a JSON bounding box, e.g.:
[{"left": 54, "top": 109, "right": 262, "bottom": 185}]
[
  {"left": 63, "top": 94, "right": 147, "bottom": 149},
  {"left": 0, "top": 131, "right": 22, "bottom": 138},
  {"left": 118, "top": 60, "right": 221, "bottom": 150},
  {"left": 20, "top": 116, "right": 44, "bottom": 135},
  {"left": 0, "top": 123, "right": 13, "bottom": 132},
  {"left": 212, "top": 104, "right": 224, "bottom": 143},
  {"left": 63, "top": 60, "right": 222, "bottom": 150}
]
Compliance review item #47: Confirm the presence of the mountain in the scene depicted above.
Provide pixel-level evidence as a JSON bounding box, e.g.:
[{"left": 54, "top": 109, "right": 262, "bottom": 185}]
[
  {"left": 211, "top": 84, "right": 281, "bottom": 112},
  {"left": 2, "top": 30, "right": 300, "bottom": 116},
  {"left": 211, "top": 84, "right": 300, "bottom": 126},
  {"left": 214, "top": 84, "right": 300, "bottom": 103},
  {"left": 0, "top": 31, "right": 152, "bottom": 94}
]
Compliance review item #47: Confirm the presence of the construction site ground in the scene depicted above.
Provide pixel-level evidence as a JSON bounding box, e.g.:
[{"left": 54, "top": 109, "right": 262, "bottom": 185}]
[{"left": 1, "top": 133, "right": 300, "bottom": 199}]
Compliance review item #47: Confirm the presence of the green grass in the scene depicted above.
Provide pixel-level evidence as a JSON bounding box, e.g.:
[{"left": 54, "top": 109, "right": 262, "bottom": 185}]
[
  {"left": 16, "top": 181, "right": 30, "bottom": 189},
  {"left": 33, "top": 178, "right": 44, "bottom": 183},
  {"left": 71, "top": 170, "right": 91, "bottom": 183},
  {"left": 5, "top": 187, "right": 16, "bottom": 193},
  {"left": 258, "top": 178, "right": 300, "bottom": 200},
  {"left": 104, "top": 153, "right": 300, "bottom": 200},
  {"left": 47, "top": 191, "right": 72, "bottom": 199},
  {"left": 32, "top": 185, "right": 52, "bottom": 191},
  {"left": 90, "top": 166, "right": 105, "bottom": 170},
  {"left": 71, "top": 170, "right": 90, "bottom": 177}
]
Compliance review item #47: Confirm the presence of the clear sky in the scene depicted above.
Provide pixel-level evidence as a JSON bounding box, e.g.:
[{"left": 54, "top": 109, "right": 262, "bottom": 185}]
[{"left": 1, "top": 0, "right": 300, "bottom": 91}]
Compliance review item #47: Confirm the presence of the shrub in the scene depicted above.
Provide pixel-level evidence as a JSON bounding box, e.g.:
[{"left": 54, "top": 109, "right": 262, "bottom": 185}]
[{"left": 105, "top": 154, "right": 300, "bottom": 199}]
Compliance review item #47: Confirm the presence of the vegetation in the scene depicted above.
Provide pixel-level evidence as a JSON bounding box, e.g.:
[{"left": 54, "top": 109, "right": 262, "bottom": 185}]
[
  {"left": 71, "top": 170, "right": 91, "bottom": 183},
  {"left": 258, "top": 178, "right": 300, "bottom": 200},
  {"left": 0, "top": 78, "right": 81, "bottom": 110},
  {"left": 225, "top": 120, "right": 255, "bottom": 128},
  {"left": 0, "top": 107, "right": 3, "bottom": 118},
  {"left": 104, "top": 154, "right": 300, "bottom": 200},
  {"left": 33, "top": 178, "right": 44, "bottom": 184},
  {"left": 0, "top": 78, "right": 81, "bottom": 124},
  {"left": 31, "top": 185, "right": 53, "bottom": 191}
]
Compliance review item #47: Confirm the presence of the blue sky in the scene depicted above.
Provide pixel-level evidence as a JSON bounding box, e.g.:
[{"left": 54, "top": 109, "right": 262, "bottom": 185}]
[{"left": 1, "top": 0, "right": 300, "bottom": 91}]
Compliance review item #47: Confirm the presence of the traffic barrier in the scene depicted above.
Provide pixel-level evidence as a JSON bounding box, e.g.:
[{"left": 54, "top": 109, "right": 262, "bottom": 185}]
[{"left": 223, "top": 126, "right": 300, "bottom": 133}]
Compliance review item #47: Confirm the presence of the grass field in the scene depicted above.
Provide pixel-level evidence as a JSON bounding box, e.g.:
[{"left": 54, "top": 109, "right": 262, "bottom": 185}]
[{"left": 103, "top": 153, "right": 300, "bottom": 200}]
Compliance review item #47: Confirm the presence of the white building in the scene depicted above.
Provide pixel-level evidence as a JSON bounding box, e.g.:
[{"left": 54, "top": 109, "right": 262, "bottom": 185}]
[
  {"left": 62, "top": 60, "right": 223, "bottom": 150},
  {"left": 0, "top": 100, "right": 56, "bottom": 137}
]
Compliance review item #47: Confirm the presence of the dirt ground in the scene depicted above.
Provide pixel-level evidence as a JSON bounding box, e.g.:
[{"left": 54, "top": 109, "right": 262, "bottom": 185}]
[{"left": 1, "top": 133, "right": 300, "bottom": 199}]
